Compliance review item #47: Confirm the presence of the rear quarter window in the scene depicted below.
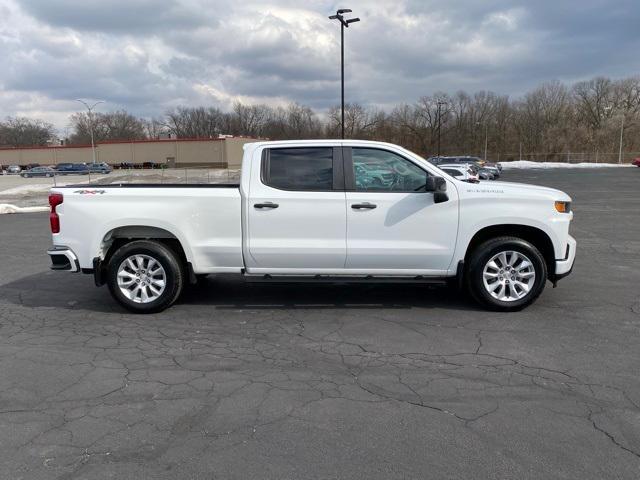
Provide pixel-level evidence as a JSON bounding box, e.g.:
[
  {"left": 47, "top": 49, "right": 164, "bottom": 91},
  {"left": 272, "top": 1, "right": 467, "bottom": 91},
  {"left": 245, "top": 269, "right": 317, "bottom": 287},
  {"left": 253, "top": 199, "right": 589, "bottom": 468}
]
[{"left": 263, "top": 148, "right": 334, "bottom": 191}]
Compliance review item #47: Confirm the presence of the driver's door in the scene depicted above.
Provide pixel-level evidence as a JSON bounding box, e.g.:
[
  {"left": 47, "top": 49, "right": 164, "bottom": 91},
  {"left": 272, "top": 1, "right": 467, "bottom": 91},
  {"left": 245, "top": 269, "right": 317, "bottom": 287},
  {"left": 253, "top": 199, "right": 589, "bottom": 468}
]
[{"left": 344, "top": 147, "right": 459, "bottom": 274}]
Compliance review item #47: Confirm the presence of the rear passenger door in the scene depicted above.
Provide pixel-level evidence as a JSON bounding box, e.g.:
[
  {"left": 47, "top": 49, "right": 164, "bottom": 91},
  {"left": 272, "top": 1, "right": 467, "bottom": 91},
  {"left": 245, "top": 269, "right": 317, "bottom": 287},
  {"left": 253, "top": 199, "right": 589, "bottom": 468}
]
[{"left": 246, "top": 146, "right": 347, "bottom": 272}]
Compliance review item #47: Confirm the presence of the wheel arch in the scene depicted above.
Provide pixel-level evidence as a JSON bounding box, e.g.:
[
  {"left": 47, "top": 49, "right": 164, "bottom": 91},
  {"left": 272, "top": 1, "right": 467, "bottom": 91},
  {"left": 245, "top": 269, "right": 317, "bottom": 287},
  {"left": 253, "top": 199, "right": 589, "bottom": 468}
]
[
  {"left": 463, "top": 224, "right": 556, "bottom": 278},
  {"left": 97, "top": 225, "right": 191, "bottom": 280}
]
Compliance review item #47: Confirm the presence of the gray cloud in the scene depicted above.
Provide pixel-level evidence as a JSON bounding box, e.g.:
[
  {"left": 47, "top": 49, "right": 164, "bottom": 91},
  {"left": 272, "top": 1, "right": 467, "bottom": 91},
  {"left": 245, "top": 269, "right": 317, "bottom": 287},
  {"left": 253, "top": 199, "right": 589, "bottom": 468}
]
[
  {"left": 1, "top": 0, "right": 639, "bottom": 130},
  {"left": 17, "top": 0, "right": 208, "bottom": 33}
]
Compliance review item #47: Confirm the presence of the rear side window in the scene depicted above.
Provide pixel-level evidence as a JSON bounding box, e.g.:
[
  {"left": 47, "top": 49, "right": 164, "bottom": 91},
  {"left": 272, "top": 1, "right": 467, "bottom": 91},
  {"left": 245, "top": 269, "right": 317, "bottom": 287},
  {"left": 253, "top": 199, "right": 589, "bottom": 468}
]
[{"left": 263, "top": 148, "right": 334, "bottom": 191}]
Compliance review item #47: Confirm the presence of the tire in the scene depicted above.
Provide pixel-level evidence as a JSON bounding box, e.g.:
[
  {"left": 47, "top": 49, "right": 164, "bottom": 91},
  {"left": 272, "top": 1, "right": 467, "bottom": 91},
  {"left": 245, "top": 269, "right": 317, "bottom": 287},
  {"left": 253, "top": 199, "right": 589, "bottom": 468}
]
[
  {"left": 466, "top": 236, "right": 547, "bottom": 311},
  {"left": 106, "top": 240, "right": 184, "bottom": 313}
]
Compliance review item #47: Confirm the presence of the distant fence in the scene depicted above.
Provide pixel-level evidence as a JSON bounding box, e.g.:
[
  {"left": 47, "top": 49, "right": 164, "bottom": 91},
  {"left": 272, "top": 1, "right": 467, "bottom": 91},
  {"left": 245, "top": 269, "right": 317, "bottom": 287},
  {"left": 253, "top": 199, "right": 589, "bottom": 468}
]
[{"left": 483, "top": 152, "right": 640, "bottom": 164}]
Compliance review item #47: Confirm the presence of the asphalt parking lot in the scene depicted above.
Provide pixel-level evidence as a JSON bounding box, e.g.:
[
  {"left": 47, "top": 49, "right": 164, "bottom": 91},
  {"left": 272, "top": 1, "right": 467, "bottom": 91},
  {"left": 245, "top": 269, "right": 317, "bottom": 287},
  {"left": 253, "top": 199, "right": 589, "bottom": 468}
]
[{"left": 0, "top": 168, "right": 639, "bottom": 479}]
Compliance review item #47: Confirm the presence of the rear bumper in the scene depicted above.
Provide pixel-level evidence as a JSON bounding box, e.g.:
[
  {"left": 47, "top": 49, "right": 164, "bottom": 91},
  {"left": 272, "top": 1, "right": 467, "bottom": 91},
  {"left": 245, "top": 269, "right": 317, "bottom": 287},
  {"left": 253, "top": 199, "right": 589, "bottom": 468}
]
[
  {"left": 554, "top": 235, "right": 576, "bottom": 279},
  {"left": 47, "top": 247, "right": 80, "bottom": 272}
]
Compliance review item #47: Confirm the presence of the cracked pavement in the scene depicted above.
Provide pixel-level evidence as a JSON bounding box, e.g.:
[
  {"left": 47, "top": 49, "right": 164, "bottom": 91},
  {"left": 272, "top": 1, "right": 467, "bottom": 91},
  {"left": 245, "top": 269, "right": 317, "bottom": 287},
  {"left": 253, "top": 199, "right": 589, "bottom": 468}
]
[{"left": 0, "top": 168, "right": 639, "bottom": 479}]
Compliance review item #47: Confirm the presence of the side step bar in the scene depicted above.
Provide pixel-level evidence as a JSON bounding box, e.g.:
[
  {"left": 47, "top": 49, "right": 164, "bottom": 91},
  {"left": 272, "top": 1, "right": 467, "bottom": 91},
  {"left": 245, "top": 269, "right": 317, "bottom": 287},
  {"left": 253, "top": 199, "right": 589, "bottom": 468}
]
[{"left": 243, "top": 274, "right": 450, "bottom": 285}]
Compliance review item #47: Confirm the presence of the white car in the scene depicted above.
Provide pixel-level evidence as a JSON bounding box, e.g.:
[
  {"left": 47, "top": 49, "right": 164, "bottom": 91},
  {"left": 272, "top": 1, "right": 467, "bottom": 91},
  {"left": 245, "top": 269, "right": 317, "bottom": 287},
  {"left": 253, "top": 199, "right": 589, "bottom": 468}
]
[
  {"left": 46, "top": 140, "right": 576, "bottom": 313},
  {"left": 438, "top": 164, "right": 480, "bottom": 182}
]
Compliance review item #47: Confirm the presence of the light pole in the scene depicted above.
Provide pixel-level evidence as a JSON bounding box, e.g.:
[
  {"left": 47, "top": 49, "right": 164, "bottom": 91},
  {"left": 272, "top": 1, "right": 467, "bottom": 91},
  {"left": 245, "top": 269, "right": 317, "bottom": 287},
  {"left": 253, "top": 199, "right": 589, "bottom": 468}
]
[
  {"left": 436, "top": 100, "right": 447, "bottom": 157},
  {"left": 329, "top": 9, "right": 360, "bottom": 139},
  {"left": 75, "top": 99, "right": 104, "bottom": 164}
]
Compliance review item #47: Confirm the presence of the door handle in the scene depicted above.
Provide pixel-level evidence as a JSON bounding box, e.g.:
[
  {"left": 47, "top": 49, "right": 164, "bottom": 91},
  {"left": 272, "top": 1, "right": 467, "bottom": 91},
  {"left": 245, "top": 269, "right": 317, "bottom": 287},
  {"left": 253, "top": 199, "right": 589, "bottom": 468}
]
[
  {"left": 351, "top": 203, "right": 377, "bottom": 210},
  {"left": 254, "top": 202, "right": 279, "bottom": 209}
]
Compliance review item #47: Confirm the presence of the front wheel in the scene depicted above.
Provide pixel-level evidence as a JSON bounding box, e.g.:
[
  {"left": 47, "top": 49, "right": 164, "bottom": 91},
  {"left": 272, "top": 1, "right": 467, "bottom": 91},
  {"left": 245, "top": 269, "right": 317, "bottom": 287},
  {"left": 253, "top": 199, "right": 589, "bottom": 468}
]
[
  {"left": 106, "top": 240, "right": 184, "bottom": 313},
  {"left": 466, "top": 237, "right": 547, "bottom": 311}
]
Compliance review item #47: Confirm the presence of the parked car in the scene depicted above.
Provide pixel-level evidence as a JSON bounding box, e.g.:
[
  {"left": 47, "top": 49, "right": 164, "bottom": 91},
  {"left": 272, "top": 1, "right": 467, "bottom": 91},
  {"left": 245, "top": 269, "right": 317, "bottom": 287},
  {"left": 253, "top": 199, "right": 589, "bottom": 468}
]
[
  {"left": 439, "top": 164, "right": 480, "bottom": 182},
  {"left": 427, "top": 156, "right": 446, "bottom": 166},
  {"left": 85, "top": 162, "right": 112, "bottom": 174},
  {"left": 21, "top": 166, "right": 56, "bottom": 178},
  {"left": 55, "top": 163, "right": 90, "bottom": 175},
  {"left": 485, "top": 161, "right": 503, "bottom": 173},
  {"left": 431, "top": 156, "right": 502, "bottom": 178},
  {"left": 142, "top": 161, "right": 161, "bottom": 169},
  {"left": 6, "top": 165, "right": 22, "bottom": 175},
  {"left": 477, "top": 167, "right": 496, "bottom": 180},
  {"left": 480, "top": 163, "right": 501, "bottom": 178},
  {"left": 117, "top": 162, "right": 135, "bottom": 169},
  {"left": 46, "top": 140, "right": 576, "bottom": 314}
]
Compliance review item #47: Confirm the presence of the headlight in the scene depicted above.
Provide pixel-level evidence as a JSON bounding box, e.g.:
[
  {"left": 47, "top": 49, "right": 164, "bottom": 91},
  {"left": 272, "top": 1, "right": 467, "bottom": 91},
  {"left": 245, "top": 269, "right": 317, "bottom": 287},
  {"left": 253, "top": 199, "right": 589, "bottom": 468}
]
[{"left": 555, "top": 201, "right": 571, "bottom": 213}]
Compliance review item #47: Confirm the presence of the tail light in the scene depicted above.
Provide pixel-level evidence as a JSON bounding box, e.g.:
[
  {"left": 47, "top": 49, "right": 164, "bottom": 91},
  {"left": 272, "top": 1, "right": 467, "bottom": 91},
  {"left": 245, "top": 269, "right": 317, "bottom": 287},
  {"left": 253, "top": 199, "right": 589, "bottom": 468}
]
[{"left": 49, "top": 193, "right": 63, "bottom": 233}]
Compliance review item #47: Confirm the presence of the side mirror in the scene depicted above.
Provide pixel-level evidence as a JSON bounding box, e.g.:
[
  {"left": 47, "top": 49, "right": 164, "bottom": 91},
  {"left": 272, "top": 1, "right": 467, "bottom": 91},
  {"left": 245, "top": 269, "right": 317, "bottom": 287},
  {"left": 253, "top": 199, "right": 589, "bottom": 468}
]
[{"left": 425, "top": 176, "right": 449, "bottom": 203}]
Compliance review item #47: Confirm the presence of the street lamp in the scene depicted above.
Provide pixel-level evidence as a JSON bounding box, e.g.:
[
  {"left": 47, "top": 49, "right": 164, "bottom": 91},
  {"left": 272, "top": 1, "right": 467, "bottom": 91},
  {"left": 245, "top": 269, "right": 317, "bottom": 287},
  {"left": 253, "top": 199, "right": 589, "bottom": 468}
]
[
  {"left": 436, "top": 100, "right": 447, "bottom": 157},
  {"left": 329, "top": 8, "right": 360, "bottom": 139},
  {"left": 75, "top": 99, "right": 104, "bottom": 164}
]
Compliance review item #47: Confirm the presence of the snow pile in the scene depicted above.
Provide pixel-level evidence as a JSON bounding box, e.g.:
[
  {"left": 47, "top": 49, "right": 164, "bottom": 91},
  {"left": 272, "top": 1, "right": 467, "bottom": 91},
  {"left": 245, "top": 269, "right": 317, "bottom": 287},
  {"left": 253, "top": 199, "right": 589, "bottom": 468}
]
[
  {"left": 0, "top": 204, "right": 49, "bottom": 214},
  {"left": 0, "top": 184, "right": 53, "bottom": 196},
  {"left": 501, "top": 161, "right": 633, "bottom": 170}
]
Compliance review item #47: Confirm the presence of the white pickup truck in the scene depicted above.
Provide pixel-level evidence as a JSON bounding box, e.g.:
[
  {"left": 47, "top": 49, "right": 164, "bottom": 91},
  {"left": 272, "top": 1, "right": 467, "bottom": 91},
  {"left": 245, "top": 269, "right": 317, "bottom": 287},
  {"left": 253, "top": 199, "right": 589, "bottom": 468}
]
[{"left": 47, "top": 140, "right": 576, "bottom": 313}]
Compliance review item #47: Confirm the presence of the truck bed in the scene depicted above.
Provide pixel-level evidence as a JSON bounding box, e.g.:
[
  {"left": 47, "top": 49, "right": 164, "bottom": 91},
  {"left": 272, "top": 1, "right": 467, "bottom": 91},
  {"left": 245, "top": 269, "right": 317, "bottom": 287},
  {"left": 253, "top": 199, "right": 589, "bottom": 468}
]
[{"left": 50, "top": 184, "right": 244, "bottom": 272}]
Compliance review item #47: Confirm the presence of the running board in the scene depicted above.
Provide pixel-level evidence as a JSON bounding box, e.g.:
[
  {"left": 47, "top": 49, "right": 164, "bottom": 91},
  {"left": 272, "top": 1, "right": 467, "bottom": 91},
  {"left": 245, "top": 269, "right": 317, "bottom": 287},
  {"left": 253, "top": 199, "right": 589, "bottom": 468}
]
[{"left": 243, "top": 274, "right": 450, "bottom": 285}]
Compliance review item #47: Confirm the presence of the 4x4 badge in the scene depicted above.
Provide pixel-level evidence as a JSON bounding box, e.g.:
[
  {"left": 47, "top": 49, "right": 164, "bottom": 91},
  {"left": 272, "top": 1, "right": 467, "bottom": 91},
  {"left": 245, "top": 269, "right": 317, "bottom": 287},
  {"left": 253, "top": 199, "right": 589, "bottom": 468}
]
[{"left": 74, "top": 189, "right": 106, "bottom": 195}]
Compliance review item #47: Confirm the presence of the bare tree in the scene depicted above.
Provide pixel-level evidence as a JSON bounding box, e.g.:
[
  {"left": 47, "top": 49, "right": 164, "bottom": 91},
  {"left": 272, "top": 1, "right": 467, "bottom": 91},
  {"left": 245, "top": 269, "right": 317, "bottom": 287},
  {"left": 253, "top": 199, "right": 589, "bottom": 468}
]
[
  {"left": 327, "top": 103, "right": 380, "bottom": 139},
  {"left": 163, "top": 107, "right": 225, "bottom": 138},
  {"left": 144, "top": 117, "right": 168, "bottom": 139},
  {"left": 0, "top": 117, "right": 56, "bottom": 147},
  {"left": 68, "top": 110, "right": 146, "bottom": 144},
  {"left": 49, "top": 73, "right": 640, "bottom": 161}
]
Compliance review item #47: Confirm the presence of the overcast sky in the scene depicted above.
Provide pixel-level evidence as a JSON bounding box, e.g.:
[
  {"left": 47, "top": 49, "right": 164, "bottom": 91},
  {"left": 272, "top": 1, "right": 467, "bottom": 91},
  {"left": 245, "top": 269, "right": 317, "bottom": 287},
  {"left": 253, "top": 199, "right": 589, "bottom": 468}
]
[{"left": 1, "top": 0, "right": 639, "bottom": 130}]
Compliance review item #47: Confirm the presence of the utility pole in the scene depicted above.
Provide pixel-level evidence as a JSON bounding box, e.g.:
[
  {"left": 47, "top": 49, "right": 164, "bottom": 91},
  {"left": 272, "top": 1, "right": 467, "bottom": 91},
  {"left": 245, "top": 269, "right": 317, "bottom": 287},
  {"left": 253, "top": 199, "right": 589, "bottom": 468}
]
[
  {"left": 75, "top": 99, "right": 104, "bottom": 164},
  {"left": 484, "top": 123, "right": 489, "bottom": 161},
  {"left": 329, "top": 9, "right": 360, "bottom": 139},
  {"left": 436, "top": 100, "right": 447, "bottom": 157},
  {"left": 618, "top": 115, "right": 625, "bottom": 164},
  {"left": 519, "top": 142, "right": 522, "bottom": 161},
  {"left": 476, "top": 121, "right": 489, "bottom": 160}
]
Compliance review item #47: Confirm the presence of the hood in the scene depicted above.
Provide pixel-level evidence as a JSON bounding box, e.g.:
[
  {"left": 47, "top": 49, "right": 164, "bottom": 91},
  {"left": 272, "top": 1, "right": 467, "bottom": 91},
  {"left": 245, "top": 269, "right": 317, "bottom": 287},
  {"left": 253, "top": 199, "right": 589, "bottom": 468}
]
[{"left": 489, "top": 181, "right": 572, "bottom": 201}]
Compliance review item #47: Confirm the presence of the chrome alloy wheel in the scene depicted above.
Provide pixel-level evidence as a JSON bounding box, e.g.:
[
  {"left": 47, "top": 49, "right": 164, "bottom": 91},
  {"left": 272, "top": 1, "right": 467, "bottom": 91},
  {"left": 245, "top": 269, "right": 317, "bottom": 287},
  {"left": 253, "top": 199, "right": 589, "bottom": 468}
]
[
  {"left": 482, "top": 250, "right": 536, "bottom": 302},
  {"left": 117, "top": 254, "right": 166, "bottom": 304}
]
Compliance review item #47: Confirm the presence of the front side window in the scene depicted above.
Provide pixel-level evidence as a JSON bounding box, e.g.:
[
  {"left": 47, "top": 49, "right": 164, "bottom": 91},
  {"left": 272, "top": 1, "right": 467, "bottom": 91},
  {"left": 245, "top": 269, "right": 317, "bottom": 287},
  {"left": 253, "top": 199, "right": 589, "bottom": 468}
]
[
  {"left": 352, "top": 148, "right": 428, "bottom": 192},
  {"left": 265, "top": 148, "right": 333, "bottom": 191}
]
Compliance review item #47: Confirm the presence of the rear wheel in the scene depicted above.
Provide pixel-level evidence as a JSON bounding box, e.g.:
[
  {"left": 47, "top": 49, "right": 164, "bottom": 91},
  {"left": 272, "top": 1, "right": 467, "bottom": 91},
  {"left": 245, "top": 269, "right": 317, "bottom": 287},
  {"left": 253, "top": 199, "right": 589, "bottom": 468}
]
[
  {"left": 106, "top": 240, "right": 184, "bottom": 313},
  {"left": 466, "top": 237, "right": 547, "bottom": 311}
]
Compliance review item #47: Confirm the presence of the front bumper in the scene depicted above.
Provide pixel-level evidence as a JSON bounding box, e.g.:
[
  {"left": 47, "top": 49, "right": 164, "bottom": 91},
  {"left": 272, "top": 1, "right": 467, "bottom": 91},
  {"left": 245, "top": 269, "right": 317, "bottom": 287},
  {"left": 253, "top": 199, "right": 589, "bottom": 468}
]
[
  {"left": 47, "top": 247, "right": 80, "bottom": 272},
  {"left": 554, "top": 235, "right": 576, "bottom": 280}
]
